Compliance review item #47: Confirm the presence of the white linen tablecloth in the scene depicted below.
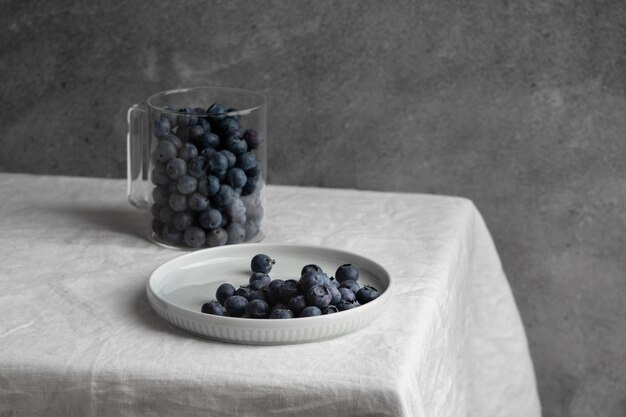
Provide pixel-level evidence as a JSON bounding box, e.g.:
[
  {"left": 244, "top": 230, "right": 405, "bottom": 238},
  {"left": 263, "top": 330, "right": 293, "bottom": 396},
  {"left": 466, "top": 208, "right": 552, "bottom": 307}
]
[{"left": 0, "top": 173, "right": 540, "bottom": 416}]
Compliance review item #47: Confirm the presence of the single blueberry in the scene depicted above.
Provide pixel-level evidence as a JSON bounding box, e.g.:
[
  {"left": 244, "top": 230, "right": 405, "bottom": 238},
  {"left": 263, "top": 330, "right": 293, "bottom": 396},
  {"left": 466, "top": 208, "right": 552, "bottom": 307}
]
[
  {"left": 212, "top": 184, "right": 235, "bottom": 207},
  {"left": 216, "top": 283, "right": 236, "bottom": 305},
  {"left": 160, "top": 108, "right": 178, "bottom": 128},
  {"left": 166, "top": 158, "right": 187, "bottom": 180},
  {"left": 249, "top": 272, "right": 271, "bottom": 288},
  {"left": 301, "top": 264, "right": 323, "bottom": 276},
  {"left": 188, "top": 125, "right": 205, "bottom": 141},
  {"left": 226, "top": 222, "right": 246, "bottom": 244},
  {"left": 225, "top": 168, "right": 247, "bottom": 190},
  {"left": 305, "top": 285, "right": 332, "bottom": 308},
  {"left": 153, "top": 117, "right": 171, "bottom": 138},
  {"left": 187, "top": 157, "right": 207, "bottom": 178},
  {"left": 159, "top": 205, "right": 175, "bottom": 224},
  {"left": 224, "top": 135, "right": 247, "bottom": 155},
  {"left": 201, "top": 301, "right": 224, "bottom": 316},
  {"left": 278, "top": 279, "right": 300, "bottom": 304},
  {"left": 151, "top": 140, "right": 177, "bottom": 165},
  {"left": 356, "top": 285, "right": 379, "bottom": 304},
  {"left": 206, "top": 102, "right": 227, "bottom": 122},
  {"left": 194, "top": 131, "right": 220, "bottom": 150},
  {"left": 188, "top": 192, "right": 209, "bottom": 212},
  {"left": 243, "top": 129, "right": 264, "bottom": 150},
  {"left": 269, "top": 308, "right": 294, "bottom": 319},
  {"left": 287, "top": 295, "right": 307, "bottom": 316},
  {"left": 299, "top": 271, "right": 325, "bottom": 292},
  {"left": 169, "top": 192, "right": 188, "bottom": 212},
  {"left": 241, "top": 176, "right": 260, "bottom": 196},
  {"left": 206, "top": 227, "right": 228, "bottom": 247},
  {"left": 176, "top": 175, "right": 198, "bottom": 195},
  {"left": 338, "top": 287, "right": 356, "bottom": 303},
  {"left": 223, "top": 295, "right": 248, "bottom": 317},
  {"left": 245, "top": 299, "right": 270, "bottom": 319},
  {"left": 219, "top": 117, "right": 241, "bottom": 137},
  {"left": 339, "top": 280, "right": 360, "bottom": 294},
  {"left": 177, "top": 143, "right": 199, "bottom": 162},
  {"left": 184, "top": 226, "right": 206, "bottom": 248},
  {"left": 326, "top": 284, "right": 342, "bottom": 305},
  {"left": 198, "top": 208, "right": 222, "bottom": 230},
  {"left": 152, "top": 185, "right": 170, "bottom": 205},
  {"left": 236, "top": 152, "right": 257, "bottom": 172},
  {"left": 267, "top": 279, "right": 285, "bottom": 305},
  {"left": 336, "top": 264, "right": 359, "bottom": 283},
  {"left": 299, "top": 306, "right": 322, "bottom": 317},
  {"left": 251, "top": 254, "right": 275, "bottom": 274},
  {"left": 172, "top": 211, "right": 193, "bottom": 232},
  {"left": 207, "top": 152, "right": 228, "bottom": 176}
]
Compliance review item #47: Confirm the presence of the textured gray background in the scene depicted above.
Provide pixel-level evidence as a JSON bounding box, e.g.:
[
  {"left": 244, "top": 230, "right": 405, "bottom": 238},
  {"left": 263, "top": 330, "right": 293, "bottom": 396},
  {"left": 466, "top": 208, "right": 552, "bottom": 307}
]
[{"left": 1, "top": 1, "right": 625, "bottom": 415}]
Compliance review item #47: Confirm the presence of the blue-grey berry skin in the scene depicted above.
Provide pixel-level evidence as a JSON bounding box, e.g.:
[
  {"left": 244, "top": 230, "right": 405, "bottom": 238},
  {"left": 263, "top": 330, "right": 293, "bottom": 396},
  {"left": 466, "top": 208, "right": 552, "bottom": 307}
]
[
  {"left": 152, "top": 218, "right": 165, "bottom": 236},
  {"left": 241, "top": 176, "right": 260, "bottom": 196},
  {"left": 176, "top": 107, "right": 198, "bottom": 127},
  {"left": 166, "top": 158, "right": 187, "bottom": 180},
  {"left": 287, "top": 295, "right": 307, "bottom": 316},
  {"left": 267, "top": 279, "right": 285, "bottom": 305},
  {"left": 248, "top": 289, "right": 269, "bottom": 303},
  {"left": 162, "top": 133, "right": 182, "bottom": 149},
  {"left": 223, "top": 295, "right": 248, "bottom": 317},
  {"left": 236, "top": 152, "right": 257, "bottom": 172},
  {"left": 216, "top": 283, "right": 236, "bottom": 305},
  {"left": 177, "top": 143, "right": 199, "bottom": 161},
  {"left": 278, "top": 279, "right": 300, "bottom": 304},
  {"left": 151, "top": 203, "right": 163, "bottom": 219},
  {"left": 243, "top": 129, "right": 264, "bottom": 150},
  {"left": 224, "top": 198, "right": 246, "bottom": 224},
  {"left": 235, "top": 286, "right": 252, "bottom": 300},
  {"left": 321, "top": 305, "right": 339, "bottom": 314},
  {"left": 336, "top": 300, "right": 359, "bottom": 311},
  {"left": 212, "top": 184, "right": 235, "bottom": 207},
  {"left": 246, "top": 299, "right": 270, "bottom": 319},
  {"left": 251, "top": 254, "right": 275, "bottom": 273},
  {"left": 220, "top": 150, "right": 237, "bottom": 168},
  {"left": 225, "top": 168, "right": 247, "bottom": 190},
  {"left": 225, "top": 222, "right": 246, "bottom": 244},
  {"left": 335, "top": 264, "right": 359, "bottom": 283},
  {"left": 198, "top": 208, "right": 222, "bottom": 230},
  {"left": 206, "top": 227, "right": 228, "bottom": 247},
  {"left": 219, "top": 117, "right": 241, "bottom": 137},
  {"left": 206, "top": 103, "right": 227, "bottom": 122},
  {"left": 299, "top": 271, "right": 325, "bottom": 292},
  {"left": 244, "top": 219, "right": 261, "bottom": 241},
  {"left": 159, "top": 205, "right": 175, "bottom": 224},
  {"left": 196, "top": 118, "right": 211, "bottom": 132},
  {"left": 188, "top": 192, "right": 209, "bottom": 212},
  {"left": 201, "top": 301, "right": 224, "bottom": 316},
  {"left": 176, "top": 175, "right": 198, "bottom": 195},
  {"left": 161, "top": 224, "right": 183, "bottom": 245},
  {"left": 301, "top": 264, "right": 323, "bottom": 277},
  {"left": 153, "top": 117, "right": 171, "bottom": 138},
  {"left": 195, "top": 132, "right": 220, "bottom": 150},
  {"left": 299, "top": 306, "right": 322, "bottom": 317},
  {"left": 184, "top": 226, "right": 206, "bottom": 248},
  {"left": 172, "top": 211, "right": 194, "bottom": 232},
  {"left": 249, "top": 272, "right": 271, "bottom": 288},
  {"left": 338, "top": 288, "right": 356, "bottom": 303},
  {"left": 168, "top": 192, "right": 188, "bottom": 212},
  {"left": 224, "top": 135, "right": 247, "bottom": 155},
  {"left": 152, "top": 140, "right": 178, "bottom": 165},
  {"left": 160, "top": 109, "right": 178, "bottom": 128},
  {"left": 207, "top": 152, "right": 228, "bottom": 176},
  {"left": 326, "top": 284, "right": 342, "bottom": 305},
  {"left": 356, "top": 285, "right": 379, "bottom": 304},
  {"left": 187, "top": 157, "right": 207, "bottom": 178},
  {"left": 152, "top": 186, "right": 170, "bottom": 205},
  {"left": 305, "top": 285, "right": 332, "bottom": 308},
  {"left": 269, "top": 308, "right": 294, "bottom": 319},
  {"left": 198, "top": 175, "right": 220, "bottom": 197},
  {"left": 188, "top": 125, "right": 205, "bottom": 141},
  {"left": 339, "top": 280, "right": 360, "bottom": 294}
]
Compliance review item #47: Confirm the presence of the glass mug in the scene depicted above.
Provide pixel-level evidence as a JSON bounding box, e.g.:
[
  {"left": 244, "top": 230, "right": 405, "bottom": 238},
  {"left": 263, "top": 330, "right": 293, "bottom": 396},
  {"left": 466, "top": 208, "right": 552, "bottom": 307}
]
[{"left": 127, "top": 87, "right": 267, "bottom": 249}]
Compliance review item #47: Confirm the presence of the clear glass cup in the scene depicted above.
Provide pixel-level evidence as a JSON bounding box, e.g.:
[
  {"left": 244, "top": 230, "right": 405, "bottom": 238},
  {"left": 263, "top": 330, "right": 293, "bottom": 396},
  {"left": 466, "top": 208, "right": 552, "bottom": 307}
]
[{"left": 127, "top": 87, "right": 267, "bottom": 249}]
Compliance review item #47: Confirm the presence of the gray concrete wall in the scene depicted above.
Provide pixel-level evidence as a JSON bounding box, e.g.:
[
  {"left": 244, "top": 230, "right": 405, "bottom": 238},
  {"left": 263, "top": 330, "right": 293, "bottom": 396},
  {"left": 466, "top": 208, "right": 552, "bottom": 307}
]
[{"left": 2, "top": 1, "right": 625, "bottom": 415}]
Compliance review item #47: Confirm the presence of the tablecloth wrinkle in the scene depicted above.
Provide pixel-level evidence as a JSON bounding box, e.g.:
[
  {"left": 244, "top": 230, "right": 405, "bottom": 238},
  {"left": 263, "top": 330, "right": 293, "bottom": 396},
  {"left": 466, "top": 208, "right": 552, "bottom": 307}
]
[{"left": 0, "top": 173, "right": 540, "bottom": 416}]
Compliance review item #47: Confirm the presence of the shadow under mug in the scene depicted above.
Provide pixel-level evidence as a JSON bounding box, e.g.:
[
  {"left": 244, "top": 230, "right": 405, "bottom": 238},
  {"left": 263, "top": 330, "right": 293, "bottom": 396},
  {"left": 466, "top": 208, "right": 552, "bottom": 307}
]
[{"left": 127, "top": 86, "right": 267, "bottom": 250}]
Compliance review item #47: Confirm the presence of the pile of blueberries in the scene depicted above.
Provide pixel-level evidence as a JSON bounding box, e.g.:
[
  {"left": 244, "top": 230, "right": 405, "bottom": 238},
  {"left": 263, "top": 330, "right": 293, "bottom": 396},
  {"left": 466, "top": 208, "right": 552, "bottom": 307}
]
[
  {"left": 201, "top": 254, "right": 380, "bottom": 319},
  {"left": 150, "top": 103, "right": 264, "bottom": 248}
]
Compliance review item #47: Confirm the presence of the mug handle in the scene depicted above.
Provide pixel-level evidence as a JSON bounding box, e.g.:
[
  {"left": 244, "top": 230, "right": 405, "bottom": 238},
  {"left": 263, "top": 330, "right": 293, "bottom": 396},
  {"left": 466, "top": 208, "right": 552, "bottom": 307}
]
[{"left": 127, "top": 103, "right": 150, "bottom": 209}]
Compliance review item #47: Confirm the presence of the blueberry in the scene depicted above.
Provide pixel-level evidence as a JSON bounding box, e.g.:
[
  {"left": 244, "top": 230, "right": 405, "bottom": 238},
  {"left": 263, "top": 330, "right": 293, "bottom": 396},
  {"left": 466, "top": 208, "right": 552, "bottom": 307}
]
[
  {"left": 177, "top": 143, "right": 199, "bottom": 161},
  {"left": 194, "top": 131, "right": 220, "bottom": 150},
  {"left": 172, "top": 211, "right": 193, "bottom": 232},
  {"left": 159, "top": 205, "right": 175, "bottom": 224},
  {"left": 225, "top": 168, "right": 247, "bottom": 190},
  {"left": 251, "top": 254, "right": 275, "bottom": 273},
  {"left": 166, "top": 158, "right": 187, "bottom": 180},
  {"left": 160, "top": 109, "right": 178, "bottom": 128},
  {"left": 188, "top": 125, "right": 205, "bottom": 141},
  {"left": 153, "top": 117, "right": 171, "bottom": 138},
  {"left": 151, "top": 140, "right": 177, "bottom": 164},
  {"left": 241, "top": 176, "right": 260, "bottom": 196},
  {"left": 279, "top": 279, "right": 299, "bottom": 304},
  {"left": 301, "top": 264, "right": 323, "bottom": 276},
  {"left": 269, "top": 308, "right": 293, "bottom": 319},
  {"left": 299, "top": 271, "right": 325, "bottom": 292},
  {"left": 336, "top": 300, "right": 359, "bottom": 311},
  {"left": 226, "top": 222, "right": 246, "bottom": 244},
  {"left": 339, "top": 280, "right": 360, "bottom": 294},
  {"left": 198, "top": 175, "right": 220, "bottom": 197},
  {"left": 220, "top": 150, "right": 237, "bottom": 168},
  {"left": 245, "top": 299, "right": 270, "bottom": 319},
  {"left": 224, "top": 197, "right": 246, "bottom": 224},
  {"left": 176, "top": 107, "right": 198, "bottom": 127},
  {"left": 187, "top": 157, "right": 207, "bottom": 178},
  {"left": 243, "top": 129, "right": 264, "bottom": 150},
  {"left": 305, "top": 285, "right": 332, "bottom": 308},
  {"left": 207, "top": 152, "right": 228, "bottom": 176},
  {"left": 206, "top": 227, "right": 228, "bottom": 247},
  {"left": 198, "top": 208, "right": 222, "bottom": 230},
  {"left": 335, "top": 264, "right": 359, "bottom": 283},
  {"left": 249, "top": 272, "right": 271, "bottom": 288},
  {"left": 224, "top": 135, "right": 247, "bottom": 155},
  {"left": 248, "top": 289, "right": 269, "bottom": 303},
  {"left": 188, "top": 192, "right": 209, "bottom": 211},
  {"left": 216, "top": 283, "right": 236, "bottom": 305},
  {"left": 236, "top": 152, "right": 258, "bottom": 172},
  {"left": 201, "top": 301, "right": 224, "bottom": 315},
  {"left": 326, "top": 284, "right": 342, "bottom": 305},
  {"left": 267, "top": 279, "right": 284, "bottom": 305},
  {"left": 219, "top": 118, "right": 241, "bottom": 137},
  {"left": 161, "top": 224, "right": 183, "bottom": 245},
  {"left": 184, "top": 226, "right": 206, "bottom": 247},
  {"left": 338, "top": 288, "right": 356, "bottom": 303},
  {"left": 152, "top": 186, "right": 169, "bottom": 205},
  {"left": 299, "top": 306, "right": 322, "bottom": 317},
  {"left": 235, "top": 286, "right": 252, "bottom": 300},
  {"left": 321, "top": 305, "right": 339, "bottom": 314},
  {"left": 206, "top": 102, "right": 227, "bottom": 122},
  {"left": 287, "top": 295, "right": 307, "bottom": 316},
  {"left": 162, "top": 133, "right": 182, "bottom": 149},
  {"left": 176, "top": 175, "right": 198, "bottom": 195},
  {"left": 212, "top": 184, "right": 235, "bottom": 207},
  {"left": 223, "top": 295, "right": 248, "bottom": 317},
  {"left": 168, "top": 192, "right": 188, "bottom": 212},
  {"left": 196, "top": 118, "right": 211, "bottom": 132},
  {"left": 356, "top": 285, "right": 379, "bottom": 304}
]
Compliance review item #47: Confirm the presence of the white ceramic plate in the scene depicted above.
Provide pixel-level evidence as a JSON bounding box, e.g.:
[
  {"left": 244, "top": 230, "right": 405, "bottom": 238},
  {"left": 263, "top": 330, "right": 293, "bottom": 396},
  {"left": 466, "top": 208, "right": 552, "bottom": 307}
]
[{"left": 147, "top": 243, "right": 393, "bottom": 345}]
